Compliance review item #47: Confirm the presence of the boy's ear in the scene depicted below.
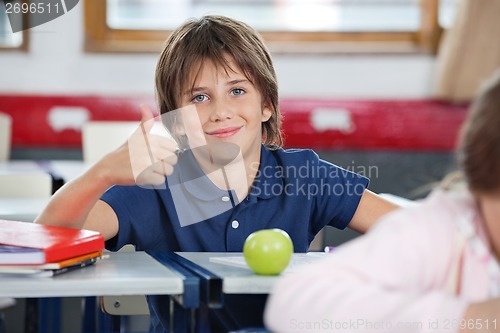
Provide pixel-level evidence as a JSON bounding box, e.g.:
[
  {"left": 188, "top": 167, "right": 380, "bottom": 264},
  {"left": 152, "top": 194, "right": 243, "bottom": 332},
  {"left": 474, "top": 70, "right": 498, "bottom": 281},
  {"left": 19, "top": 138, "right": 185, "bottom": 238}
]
[{"left": 261, "top": 104, "right": 272, "bottom": 122}]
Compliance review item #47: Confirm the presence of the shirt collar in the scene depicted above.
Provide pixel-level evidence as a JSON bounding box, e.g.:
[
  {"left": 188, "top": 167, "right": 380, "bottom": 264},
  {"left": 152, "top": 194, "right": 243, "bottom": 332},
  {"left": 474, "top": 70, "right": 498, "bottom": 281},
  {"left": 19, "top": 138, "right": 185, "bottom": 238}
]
[
  {"left": 170, "top": 145, "right": 283, "bottom": 201},
  {"left": 168, "top": 148, "right": 229, "bottom": 201},
  {"left": 249, "top": 145, "right": 284, "bottom": 200}
]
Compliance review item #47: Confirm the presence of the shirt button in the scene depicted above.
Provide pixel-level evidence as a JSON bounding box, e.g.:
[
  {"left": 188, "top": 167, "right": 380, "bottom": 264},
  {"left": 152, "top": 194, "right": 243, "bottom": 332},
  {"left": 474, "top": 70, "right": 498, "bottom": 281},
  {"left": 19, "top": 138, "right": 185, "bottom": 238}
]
[
  {"left": 222, "top": 196, "right": 230, "bottom": 202},
  {"left": 231, "top": 220, "right": 239, "bottom": 229}
]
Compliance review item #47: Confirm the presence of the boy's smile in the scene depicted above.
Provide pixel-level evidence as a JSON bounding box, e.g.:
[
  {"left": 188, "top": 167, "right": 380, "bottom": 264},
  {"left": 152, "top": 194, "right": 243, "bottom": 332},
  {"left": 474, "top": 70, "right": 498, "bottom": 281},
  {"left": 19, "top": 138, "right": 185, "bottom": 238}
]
[
  {"left": 180, "top": 56, "right": 272, "bottom": 165},
  {"left": 205, "top": 125, "right": 243, "bottom": 138}
]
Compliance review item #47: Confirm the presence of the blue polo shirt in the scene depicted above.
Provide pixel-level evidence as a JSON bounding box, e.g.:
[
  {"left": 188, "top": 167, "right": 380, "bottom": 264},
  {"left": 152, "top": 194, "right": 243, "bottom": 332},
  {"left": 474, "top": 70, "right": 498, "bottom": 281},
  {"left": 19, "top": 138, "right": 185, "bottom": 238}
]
[{"left": 101, "top": 145, "right": 369, "bottom": 331}]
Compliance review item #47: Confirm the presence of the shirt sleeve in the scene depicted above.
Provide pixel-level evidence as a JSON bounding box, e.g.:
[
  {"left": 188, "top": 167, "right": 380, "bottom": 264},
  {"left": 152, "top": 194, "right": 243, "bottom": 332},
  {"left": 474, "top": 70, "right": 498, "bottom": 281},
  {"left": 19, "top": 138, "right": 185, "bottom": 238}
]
[
  {"left": 100, "top": 184, "right": 163, "bottom": 251},
  {"left": 309, "top": 151, "right": 369, "bottom": 230},
  {"left": 264, "top": 198, "right": 470, "bottom": 333}
]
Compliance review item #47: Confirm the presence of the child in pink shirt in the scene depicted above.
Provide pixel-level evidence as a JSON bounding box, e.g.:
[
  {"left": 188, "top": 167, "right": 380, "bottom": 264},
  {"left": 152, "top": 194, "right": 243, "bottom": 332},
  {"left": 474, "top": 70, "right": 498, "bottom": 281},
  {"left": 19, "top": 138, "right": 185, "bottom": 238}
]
[{"left": 264, "top": 70, "right": 500, "bottom": 333}]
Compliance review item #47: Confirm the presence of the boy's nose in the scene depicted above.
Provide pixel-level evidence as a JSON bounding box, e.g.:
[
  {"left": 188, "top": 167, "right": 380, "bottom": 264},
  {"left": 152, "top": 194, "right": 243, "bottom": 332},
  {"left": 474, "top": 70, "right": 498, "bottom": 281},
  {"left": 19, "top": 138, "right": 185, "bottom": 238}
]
[{"left": 209, "top": 101, "right": 233, "bottom": 121}]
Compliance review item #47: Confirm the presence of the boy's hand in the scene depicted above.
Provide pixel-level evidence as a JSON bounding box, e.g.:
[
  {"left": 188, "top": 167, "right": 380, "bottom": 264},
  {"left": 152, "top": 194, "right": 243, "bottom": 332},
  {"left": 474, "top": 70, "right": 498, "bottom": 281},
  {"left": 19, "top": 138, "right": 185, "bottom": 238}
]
[{"left": 96, "top": 105, "right": 178, "bottom": 188}]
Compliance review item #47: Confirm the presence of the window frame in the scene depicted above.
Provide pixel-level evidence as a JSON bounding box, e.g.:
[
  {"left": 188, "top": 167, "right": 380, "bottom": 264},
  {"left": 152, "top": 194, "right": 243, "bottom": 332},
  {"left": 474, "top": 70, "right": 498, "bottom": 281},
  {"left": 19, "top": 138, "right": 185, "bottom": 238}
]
[
  {"left": 0, "top": 0, "right": 30, "bottom": 52},
  {"left": 84, "top": 0, "right": 442, "bottom": 54}
]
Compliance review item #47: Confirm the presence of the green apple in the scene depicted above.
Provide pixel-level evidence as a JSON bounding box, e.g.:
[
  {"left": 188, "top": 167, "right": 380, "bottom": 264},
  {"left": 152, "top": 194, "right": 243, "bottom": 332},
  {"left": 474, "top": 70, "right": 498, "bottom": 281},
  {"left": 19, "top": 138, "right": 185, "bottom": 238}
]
[{"left": 243, "top": 228, "right": 294, "bottom": 275}]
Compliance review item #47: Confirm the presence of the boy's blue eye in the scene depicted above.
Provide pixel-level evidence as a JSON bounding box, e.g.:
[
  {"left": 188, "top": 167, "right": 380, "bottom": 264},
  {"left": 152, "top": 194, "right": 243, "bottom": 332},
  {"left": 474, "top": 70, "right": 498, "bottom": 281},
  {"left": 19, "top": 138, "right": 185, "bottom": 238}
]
[
  {"left": 192, "top": 95, "right": 207, "bottom": 103},
  {"left": 231, "top": 88, "right": 245, "bottom": 96}
]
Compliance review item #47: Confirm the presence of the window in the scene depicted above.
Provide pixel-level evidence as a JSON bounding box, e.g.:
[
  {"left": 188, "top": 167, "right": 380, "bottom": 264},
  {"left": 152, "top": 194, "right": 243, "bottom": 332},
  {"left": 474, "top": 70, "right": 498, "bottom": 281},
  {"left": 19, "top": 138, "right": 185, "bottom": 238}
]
[
  {"left": 85, "top": 0, "right": 458, "bottom": 54},
  {"left": 0, "top": 0, "right": 28, "bottom": 51}
]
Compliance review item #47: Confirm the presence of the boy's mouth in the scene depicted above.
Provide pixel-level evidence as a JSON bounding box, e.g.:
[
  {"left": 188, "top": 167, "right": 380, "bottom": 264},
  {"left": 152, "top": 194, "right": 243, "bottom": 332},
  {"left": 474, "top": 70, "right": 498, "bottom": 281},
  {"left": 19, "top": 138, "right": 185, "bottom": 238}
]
[{"left": 206, "top": 126, "right": 242, "bottom": 138}]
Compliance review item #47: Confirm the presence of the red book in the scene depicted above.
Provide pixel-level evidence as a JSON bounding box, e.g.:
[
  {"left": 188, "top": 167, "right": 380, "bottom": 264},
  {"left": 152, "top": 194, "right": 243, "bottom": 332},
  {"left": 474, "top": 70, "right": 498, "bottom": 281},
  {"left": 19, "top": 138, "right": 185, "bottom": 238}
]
[{"left": 0, "top": 219, "right": 105, "bottom": 265}]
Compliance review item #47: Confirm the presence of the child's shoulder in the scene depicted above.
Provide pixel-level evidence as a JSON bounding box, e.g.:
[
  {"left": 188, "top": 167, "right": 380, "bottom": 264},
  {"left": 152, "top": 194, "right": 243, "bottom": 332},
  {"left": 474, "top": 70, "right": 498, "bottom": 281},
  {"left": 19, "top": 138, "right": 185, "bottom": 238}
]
[
  {"left": 422, "top": 188, "right": 476, "bottom": 216},
  {"left": 374, "top": 189, "right": 475, "bottom": 238}
]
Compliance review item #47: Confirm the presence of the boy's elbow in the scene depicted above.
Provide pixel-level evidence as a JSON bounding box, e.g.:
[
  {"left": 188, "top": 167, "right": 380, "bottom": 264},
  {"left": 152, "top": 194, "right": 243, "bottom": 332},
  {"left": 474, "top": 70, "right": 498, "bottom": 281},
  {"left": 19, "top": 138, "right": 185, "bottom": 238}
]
[{"left": 349, "top": 190, "right": 401, "bottom": 233}]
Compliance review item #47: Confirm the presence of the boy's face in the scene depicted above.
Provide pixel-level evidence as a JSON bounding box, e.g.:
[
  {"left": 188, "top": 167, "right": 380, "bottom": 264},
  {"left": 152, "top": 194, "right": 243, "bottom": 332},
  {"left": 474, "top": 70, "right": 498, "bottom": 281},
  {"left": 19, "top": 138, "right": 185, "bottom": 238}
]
[{"left": 178, "top": 56, "right": 272, "bottom": 163}]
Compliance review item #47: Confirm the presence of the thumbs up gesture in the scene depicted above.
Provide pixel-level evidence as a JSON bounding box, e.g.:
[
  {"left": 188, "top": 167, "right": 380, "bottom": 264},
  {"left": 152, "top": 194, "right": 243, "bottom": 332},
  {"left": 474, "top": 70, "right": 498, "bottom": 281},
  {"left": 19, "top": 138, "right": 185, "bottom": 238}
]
[{"left": 95, "top": 105, "right": 178, "bottom": 188}]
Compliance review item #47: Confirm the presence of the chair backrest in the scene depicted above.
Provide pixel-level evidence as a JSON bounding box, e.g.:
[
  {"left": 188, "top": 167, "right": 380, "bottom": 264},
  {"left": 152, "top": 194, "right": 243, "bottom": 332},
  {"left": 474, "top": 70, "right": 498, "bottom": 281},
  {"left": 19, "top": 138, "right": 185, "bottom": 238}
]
[
  {"left": 0, "top": 112, "right": 12, "bottom": 162},
  {"left": 82, "top": 121, "right": 138, "bottom": 165},
  {"left": 0, "top": 172, "right": 53, "bottom": 198},
  {"left": 82, "top": 121, "right": 171, "bottom": 165}
]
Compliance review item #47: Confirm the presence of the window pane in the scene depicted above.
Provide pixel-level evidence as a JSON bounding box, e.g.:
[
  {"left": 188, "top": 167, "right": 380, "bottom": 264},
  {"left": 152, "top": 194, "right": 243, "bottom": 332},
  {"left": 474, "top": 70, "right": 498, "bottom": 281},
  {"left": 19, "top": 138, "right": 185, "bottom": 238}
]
[
  {"left": 440, "top": 0, "right": 459, "bottom": 29},
  {"left": 107, "top": 0, "right": 429, "bottom": 33},
  {"left": 0, "top": 1, "right": 23, "bottom": 48}
]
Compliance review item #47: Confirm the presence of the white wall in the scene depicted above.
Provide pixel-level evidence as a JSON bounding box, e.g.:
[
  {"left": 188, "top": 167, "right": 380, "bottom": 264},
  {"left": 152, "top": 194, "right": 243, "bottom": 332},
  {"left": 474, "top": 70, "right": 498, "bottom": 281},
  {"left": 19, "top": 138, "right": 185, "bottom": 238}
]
[{"left": 0, "top": 4, "right": 437, "bottom": 98}]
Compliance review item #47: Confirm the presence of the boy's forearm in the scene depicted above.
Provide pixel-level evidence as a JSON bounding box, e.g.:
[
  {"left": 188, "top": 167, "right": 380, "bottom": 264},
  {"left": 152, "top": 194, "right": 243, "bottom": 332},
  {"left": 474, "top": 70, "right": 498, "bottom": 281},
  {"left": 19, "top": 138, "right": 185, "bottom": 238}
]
[
  {"left": 349, "top": 190, "right": 400, "bottom": 233},
  {"left": 34, "top": 164, "right": 113, "bottom": 229}
]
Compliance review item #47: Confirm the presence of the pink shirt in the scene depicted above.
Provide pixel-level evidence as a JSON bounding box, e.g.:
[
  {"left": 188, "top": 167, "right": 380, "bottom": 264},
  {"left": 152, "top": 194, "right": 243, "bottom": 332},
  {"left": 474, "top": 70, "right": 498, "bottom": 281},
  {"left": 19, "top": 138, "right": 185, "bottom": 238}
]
[{"left": 264, "top": 189, "right": 500, "bottom": 333}]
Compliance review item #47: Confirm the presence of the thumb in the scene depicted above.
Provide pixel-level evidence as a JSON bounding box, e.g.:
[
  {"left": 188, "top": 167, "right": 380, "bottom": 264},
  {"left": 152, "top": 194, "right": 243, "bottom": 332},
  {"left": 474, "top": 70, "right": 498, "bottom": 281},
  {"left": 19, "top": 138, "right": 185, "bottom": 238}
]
[{"left": 139, "top": 104, "right": 155, "bottom": 133}]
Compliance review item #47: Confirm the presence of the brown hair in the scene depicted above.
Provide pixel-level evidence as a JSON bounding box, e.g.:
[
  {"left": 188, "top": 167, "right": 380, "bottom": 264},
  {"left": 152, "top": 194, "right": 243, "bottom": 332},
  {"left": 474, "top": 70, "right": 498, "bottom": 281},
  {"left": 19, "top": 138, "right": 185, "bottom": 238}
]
[
  {"left": 155, "top": 15, "right": 282, "bottom": 148},
  {"left": 458, "top": 69, "right": 500, "bottom": 194}
]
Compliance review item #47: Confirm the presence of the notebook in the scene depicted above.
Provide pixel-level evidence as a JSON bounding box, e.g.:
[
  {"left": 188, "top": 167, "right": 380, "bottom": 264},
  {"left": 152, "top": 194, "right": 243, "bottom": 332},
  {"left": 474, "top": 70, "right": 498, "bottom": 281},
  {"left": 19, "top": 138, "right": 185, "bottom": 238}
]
[
  {"left": 209, "top": 252, "right": 328, "bottom": 274},
  {"left": 0, "top": 219, "right": 105, "bottom": 265}
]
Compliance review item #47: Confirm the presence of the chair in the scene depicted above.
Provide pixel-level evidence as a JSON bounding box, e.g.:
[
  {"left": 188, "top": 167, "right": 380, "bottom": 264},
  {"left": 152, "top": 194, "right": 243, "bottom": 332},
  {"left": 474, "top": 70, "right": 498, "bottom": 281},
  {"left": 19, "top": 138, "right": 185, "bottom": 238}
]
[
  {"left": 0, "top": 168, "right": 53, "bottom": 222},
  {"left": 0, "top": 112, "right": 12, "bottom": 162},
  {"left": 82, "top": 121, "right": 138, "bottom": 165},
  {"left": 82, "top": 121, "right": 170, "bottom": 165},
  {"left": 0, "top": 172, "right": 53, "bottom": 198}
]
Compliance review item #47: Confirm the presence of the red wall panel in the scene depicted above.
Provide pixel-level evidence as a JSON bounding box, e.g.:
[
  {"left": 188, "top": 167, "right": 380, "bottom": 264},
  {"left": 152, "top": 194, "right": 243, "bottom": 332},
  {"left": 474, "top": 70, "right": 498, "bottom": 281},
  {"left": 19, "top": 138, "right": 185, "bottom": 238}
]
[
  {"left": 0, "top": 94, "right": 468, "bottom": 151},
  {"left": 280, "top": 99, "right": 468, "bottom": 151}
]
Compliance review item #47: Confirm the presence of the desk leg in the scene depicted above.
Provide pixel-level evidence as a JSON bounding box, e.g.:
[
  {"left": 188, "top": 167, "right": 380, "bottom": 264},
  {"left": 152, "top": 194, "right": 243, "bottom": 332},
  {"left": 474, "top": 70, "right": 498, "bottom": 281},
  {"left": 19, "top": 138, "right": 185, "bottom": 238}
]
[
  {"left": 92, "top": 297, "right": 121, "bottom": 333},
  {"left": 169, "top": 297, "right": 174, "bottom": 333},
  {"left": 25, "top": 299, "right": 38, "bottom": 333},
  {"left": 0, "top": 311, "right": 5, "bottom": 333},
  {"left": 38, "top": 298, "right": 61, "bottom": 333},
  {"left": 25, "top": 298, "right": 62, "bottom": 333},
  {"left": 97, "top": 310, "right": 120, "bottom": 333},
  {"left": 211, "top": 308, "right": 239, "bottom": 332},
  {"left": 169, "top": 298, "right": 199, "bottom": 333},
  {"left": 190, "top": 308, "right": 196, "bottom": 333},
  {"left": 168, "top": 297, "right": 196, "bottom": 333},
  {"left": 82, "top": 297, "right": 97, "bottom": 333}
]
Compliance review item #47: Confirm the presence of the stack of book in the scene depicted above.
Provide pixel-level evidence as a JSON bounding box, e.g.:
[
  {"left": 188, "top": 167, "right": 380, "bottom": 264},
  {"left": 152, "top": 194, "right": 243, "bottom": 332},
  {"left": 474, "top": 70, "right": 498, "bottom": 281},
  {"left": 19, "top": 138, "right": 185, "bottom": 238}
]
[{"left": 0, "top": 219, "right": 105, "bottom": 277}]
